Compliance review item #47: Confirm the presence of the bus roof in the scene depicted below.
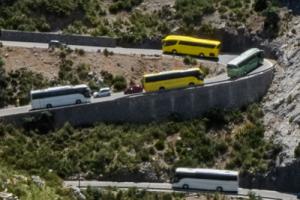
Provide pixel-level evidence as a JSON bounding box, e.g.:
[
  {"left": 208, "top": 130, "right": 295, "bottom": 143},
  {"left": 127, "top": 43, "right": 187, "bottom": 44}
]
[
  {"left": 31, "top": 84, "right": 88, "bottom": 94},
  {"left": 227, "top": 48, "right": 263, "bottom": 66},
  {"left": 144, "top": 68, "right": 201, "bottom": 78},
  {"left": 175, "top": 168, "right": 238, "bottom": 176},
  {"left": 163, "top": 35, "right": 221, "bottom": 45}
]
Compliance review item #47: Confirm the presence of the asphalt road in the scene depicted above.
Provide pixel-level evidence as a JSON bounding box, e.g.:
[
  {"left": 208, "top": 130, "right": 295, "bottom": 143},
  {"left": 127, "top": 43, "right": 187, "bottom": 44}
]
[
  {"left": 0, "top": 40, "right": 235, "bottom": 65},
  {"left": 63, "top": 181, "right": 297, "bottom": 200},
  {"left": 0, "top": 40, "right": 236, "bottom": 117},
  {"left": 0, "top": 58, "right": 273, "bottom": 117},
  {"left": 0, "top": 41, "right": 273, "bottom": 117}
]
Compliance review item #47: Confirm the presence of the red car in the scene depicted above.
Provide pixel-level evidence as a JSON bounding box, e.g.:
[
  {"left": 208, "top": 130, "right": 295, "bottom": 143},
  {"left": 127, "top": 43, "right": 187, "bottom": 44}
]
[{"left": 124, "top": 84, "right": 143, "bottom": 94}]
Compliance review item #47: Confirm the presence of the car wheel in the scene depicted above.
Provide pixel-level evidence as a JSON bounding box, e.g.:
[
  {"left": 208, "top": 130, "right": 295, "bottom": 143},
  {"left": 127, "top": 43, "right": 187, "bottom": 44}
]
[
  {"left": 182, "top": 184, "right": 189, "bottom": 190},
  {"left": 76, "top": 100, "right": 82, "bottom": 104},
  {"left": 46, "top": 104, "right": 52, "bottom": 109},
  {"left": 216, "top": 186, "right": 223, "bottom": 192}
]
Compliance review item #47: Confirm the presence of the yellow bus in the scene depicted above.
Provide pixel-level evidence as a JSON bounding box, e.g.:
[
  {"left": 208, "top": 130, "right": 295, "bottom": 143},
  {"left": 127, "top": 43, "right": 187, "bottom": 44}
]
[
  {"left": 142, "top": 68, "right": 205, "bottom": 92},
  {"left": 162, "top": 35, "right": 221, "bottom": 58}
]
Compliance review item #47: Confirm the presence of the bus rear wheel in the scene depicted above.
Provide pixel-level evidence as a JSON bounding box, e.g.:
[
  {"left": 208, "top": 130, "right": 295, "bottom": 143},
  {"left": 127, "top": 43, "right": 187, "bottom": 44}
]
[
  {"left": 159, "top": 87, "right": 165, "bottom": 91},
  {"left": 216, "top": 186, "right": 223, "bottom": 192},
  {"left": 172, "top": 50, "right": 177, "bottom": 55},
  {"left": 76, "top": 100, "right": 82, "bottom": 104},
  {"left": 46, "top": 104, "right": 52, "bottom": 109},
  {"left": 182, "top": 184, "right": 189, "bottom": 190}
]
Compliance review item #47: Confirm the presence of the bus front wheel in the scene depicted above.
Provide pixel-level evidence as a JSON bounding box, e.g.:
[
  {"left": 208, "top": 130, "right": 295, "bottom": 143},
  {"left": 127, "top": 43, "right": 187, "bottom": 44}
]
[
  {"left": 216, "top": 186, "right": 223, "bottom": 192},
  {"left": 189, "top": 82, "right": 195, "bottom": 87},
  {"left": 182, "top": 184, "right": 189, "bottom": 190},
  {"left": 199, "top": 53, "right": 205, "bottom": 57},
  {"left": 172, "top": 50, "right": 177, "bottom": 55},
  {"left": 76, "top": 100, "right": 82, "bottom": 104},
  {"left": 46, "top": 104, "right": 52, "bottom": 109}
]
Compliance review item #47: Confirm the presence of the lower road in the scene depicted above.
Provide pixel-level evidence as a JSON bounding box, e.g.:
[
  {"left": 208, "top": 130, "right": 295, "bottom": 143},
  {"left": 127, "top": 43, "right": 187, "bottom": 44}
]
[{"left": 63, "top": 181, "right": 297, "bottom": 200}]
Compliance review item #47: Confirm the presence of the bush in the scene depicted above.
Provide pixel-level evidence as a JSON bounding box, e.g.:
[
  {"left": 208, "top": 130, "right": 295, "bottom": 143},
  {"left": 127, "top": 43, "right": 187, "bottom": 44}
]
[
  {"left": 100, "top": 70, "right": 114, "bottom": 86},
  {"left": 183, "top": 56, "right": 197, "bottom": 65},
  {"left": 113, "top": 75, "right": 127, "bottom": 91},
  {"left": 263, "top": 6, "right": 280, "bottom": 38},
  {"left": 0, "top": 57, "right": 8, "bottom": 107},
  {"left": 155, "top": 140, "right": 165, "bottom": 151},
  {"left": 75, "top": 48, "right": 85, "bottom": 56},
  {"left": 23, "top": 111, "right": 54, "bottom": 134},
  {"left": 295, "top": 142, "right": 300, "bottom": 158},
  {"left": 109, "top": 0, "right": 143, "bottom": 14},
  {"left": 76, "top": 63, "right": 90, "bottom": 81},
  {"left": 254, "top": 0, "right": 268, "bottom": 12},
  {"left": 103, "top": 48, "right": 110, "bottom": 57},
  {"left": 175, "top": 0, "right": 215, "bottom": 25},
  {"left": 199, "top": 65, "right": 210, "bottom": 76}
]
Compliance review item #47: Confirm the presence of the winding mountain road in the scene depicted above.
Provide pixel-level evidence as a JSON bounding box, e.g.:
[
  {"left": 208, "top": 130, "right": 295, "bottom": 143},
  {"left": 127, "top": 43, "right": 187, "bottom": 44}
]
[{"left": 63, "top": 180, "right": 297, "bottom": 200}]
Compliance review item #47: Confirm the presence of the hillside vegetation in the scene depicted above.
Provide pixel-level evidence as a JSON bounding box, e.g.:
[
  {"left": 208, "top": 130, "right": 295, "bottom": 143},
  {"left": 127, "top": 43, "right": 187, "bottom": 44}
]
[
  {"left": 0, "top": 104, "right": 281, "bottom": 181},
  {"left": 1, "top": 0, "right": 298, "bottom": 198},
  {"left": 0, "top": 0, "right": 281, "bottom": 41}
]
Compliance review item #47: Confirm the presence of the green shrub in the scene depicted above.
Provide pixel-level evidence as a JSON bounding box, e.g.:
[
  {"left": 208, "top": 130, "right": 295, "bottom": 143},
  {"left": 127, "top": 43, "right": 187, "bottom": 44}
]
[
  {"left": 0, "top": 57, "right": 8, "bottom": 107},
  {"left": 175, "top": 0, "right": 215, "bottom": 25},
  {"left": 113, "top": 75, "right": 127, "bottom": 91},
  {"left": 183, "top": 56, "right": 197, "bottom": 65},
  {"left": 155, "top": 140, "right": 165, "bottom": 151},
  {"left": 199, "top": 65, "right": 210, "bottom": 76},
  {"left": 101, "top": 70, "right": 114, "bottom": 86},
  {"left": 254, "top": 0, "right": 268, "bottom": 12},
  {"left": 76, "top": 63, "right": 90, "bottom": 81},
  {"left": 109, "top": 0, "right": 143, "bottom": 14},
  {"left": 295, "top": 142, "right": 300, "bottom": 158},
  {"left": 103, "top": 48, "right": 110, "bottom": 57},
  {"left": 75, "top": 48, "right": 85, "bottom": 56},
  {"left": 263, "top": 6, "right": 280, "bottom": 38}
]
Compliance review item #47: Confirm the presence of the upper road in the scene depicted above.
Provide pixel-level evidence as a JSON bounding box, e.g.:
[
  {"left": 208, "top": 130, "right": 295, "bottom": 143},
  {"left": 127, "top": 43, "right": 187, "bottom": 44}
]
[{"left": 0, "top": 40, "right": 235, "bottom": 65}]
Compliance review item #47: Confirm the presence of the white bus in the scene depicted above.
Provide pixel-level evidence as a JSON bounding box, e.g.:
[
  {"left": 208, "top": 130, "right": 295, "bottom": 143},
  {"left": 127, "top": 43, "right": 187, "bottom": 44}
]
[
  {"left": 172, "top": 168, "right": 238, "bottom": 193},
  {"left": 31, "top": 84, "right": 91, "bottom": 110}
]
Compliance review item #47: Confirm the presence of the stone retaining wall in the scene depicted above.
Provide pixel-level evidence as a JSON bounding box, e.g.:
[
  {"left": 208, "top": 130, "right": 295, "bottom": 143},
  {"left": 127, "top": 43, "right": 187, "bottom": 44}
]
[{"left": 0, "top": 30, "right": 116, "bottom": 47}]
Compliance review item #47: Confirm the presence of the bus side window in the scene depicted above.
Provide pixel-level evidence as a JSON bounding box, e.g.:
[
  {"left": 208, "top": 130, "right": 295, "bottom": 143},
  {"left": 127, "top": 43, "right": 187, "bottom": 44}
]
[{"left": 164, "top": 40, "right": 177, "bottom": 46}]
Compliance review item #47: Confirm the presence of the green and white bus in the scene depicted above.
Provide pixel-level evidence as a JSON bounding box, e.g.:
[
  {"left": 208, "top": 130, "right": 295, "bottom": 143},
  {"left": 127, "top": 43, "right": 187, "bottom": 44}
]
[{"left": 227, "top": 48, "right": 264, "bottom": 78}]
